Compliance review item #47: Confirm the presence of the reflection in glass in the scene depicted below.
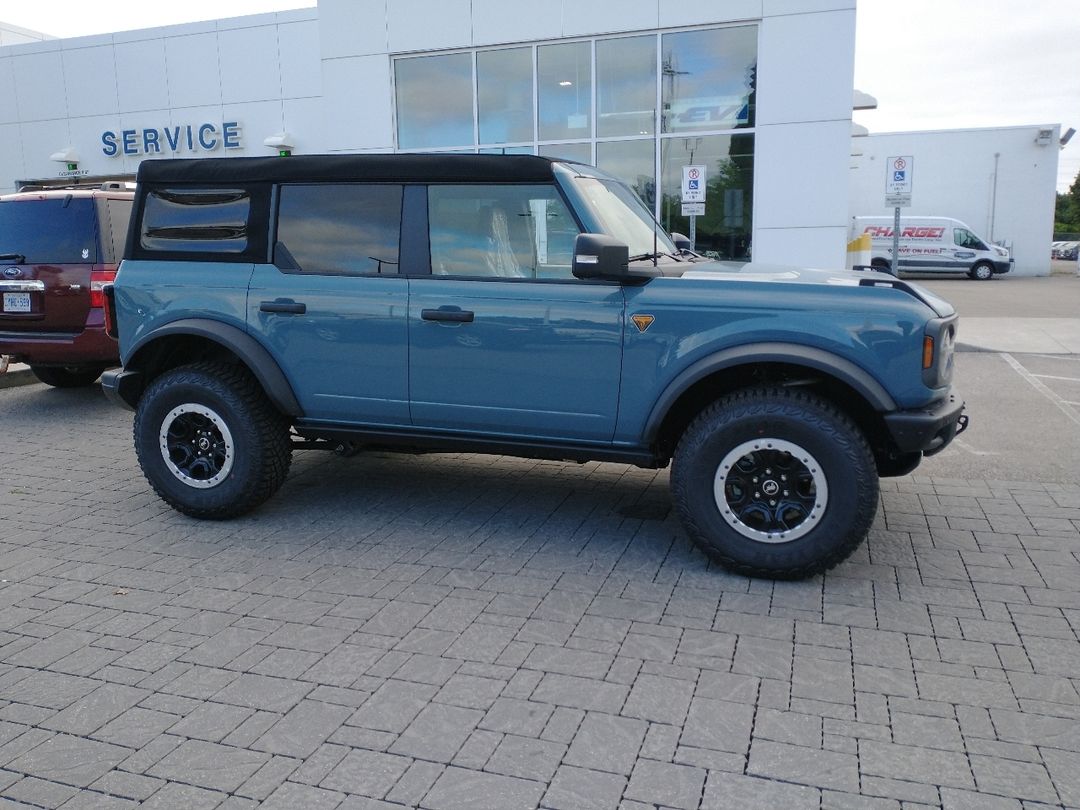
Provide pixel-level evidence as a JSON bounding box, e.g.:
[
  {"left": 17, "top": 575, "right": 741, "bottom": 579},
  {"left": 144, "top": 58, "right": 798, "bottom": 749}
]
[
  {"left": 479, "top": 146, "right": 535, "bottom": 155},
  {"left": 660, "top": 134, "right": 754, "bottom": 260},
  {"left": 596, "top": 36, "right": 655, "bottom": 137},
  {"left": 661, "top": 26, "right": 757, "bottom": 133},
  {"left": 395, "top": 53, "right": 473, "bottom": 149},
  {"left": 276, "top": 185, "right": 402, "bottom": 275},
  {"left": 478, "top": 48, "right": 534, "bottom": 145},
  {"left": 428, "top": 185, "right": 579, "bottom": 278},
  {"left": 595, "top": 140, "right": 654, "bottom": 207},
  {"left": 538, "top": 142, "right": 591, "bottom": 163},
  {"left": 538, "top": 42, "right": 591, "bottom": 141}
]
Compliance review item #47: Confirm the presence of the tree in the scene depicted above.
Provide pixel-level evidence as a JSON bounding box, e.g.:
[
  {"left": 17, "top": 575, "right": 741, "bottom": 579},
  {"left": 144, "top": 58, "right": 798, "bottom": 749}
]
[{"left": 1056, "top": 170, "right": 1080, "bottom": 233}]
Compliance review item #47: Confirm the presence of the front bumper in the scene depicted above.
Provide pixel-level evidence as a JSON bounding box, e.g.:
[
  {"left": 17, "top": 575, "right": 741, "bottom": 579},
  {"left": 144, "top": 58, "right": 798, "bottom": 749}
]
[
  {"left": 993, "top": 258, "right": 1013, "bottom": 274},
  {"left": 883, "top": 393, "right": 968, "bottom": 456}
]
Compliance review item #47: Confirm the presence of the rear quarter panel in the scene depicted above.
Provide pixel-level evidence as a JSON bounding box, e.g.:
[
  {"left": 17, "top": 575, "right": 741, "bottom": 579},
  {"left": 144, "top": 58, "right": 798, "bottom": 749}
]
[{"left": 113, "top": 260, "right": 253, "bottom": 363}]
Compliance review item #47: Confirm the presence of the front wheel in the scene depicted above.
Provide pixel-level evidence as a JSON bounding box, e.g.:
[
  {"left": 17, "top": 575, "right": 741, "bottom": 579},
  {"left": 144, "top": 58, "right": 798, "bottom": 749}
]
[
  {"left": 671, "top": 388, "right": 878, "bottom": 579},
  {"left": 133, "top": 362, "right": 292, "bottom": 519},
  {"left": 968, "top": 262, "right": 994, "bottom": 281},
  {"left": 31, "top": 364, "right": 107, "bottom": 387}
]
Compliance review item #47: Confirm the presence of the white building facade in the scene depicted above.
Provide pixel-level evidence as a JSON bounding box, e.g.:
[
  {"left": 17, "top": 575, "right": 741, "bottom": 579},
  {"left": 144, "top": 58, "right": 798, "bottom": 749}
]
[
  {"left": 0, "top": 0, "right": 858, "bottom": 267},
  {"left": 850, "top": 126, "right": 1060, "bottom": 276}
]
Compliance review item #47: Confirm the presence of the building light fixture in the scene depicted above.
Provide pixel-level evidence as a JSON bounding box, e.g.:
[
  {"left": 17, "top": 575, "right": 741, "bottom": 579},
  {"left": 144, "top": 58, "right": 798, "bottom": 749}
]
[{"left": 263, "top": 132, "right": 295, "bottom": 157}]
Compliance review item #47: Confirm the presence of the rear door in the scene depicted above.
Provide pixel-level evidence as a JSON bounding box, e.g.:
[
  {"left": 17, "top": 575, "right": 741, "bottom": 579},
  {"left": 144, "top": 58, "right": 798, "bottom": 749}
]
[
  {"left": 247, "top": 182, "right": 411, "bottom": 425},
  {"left": 0, "top": 196, "right": 98, "bottom": 332}
]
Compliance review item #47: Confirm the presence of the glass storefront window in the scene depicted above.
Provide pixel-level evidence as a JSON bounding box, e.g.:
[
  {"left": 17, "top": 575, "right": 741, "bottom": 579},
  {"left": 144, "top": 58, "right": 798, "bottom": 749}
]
[
  {"left": 660, "top": 134, "right": 754, "bottom": 260},
  {"left": 478, "top": 48, "right": 534, "bottom": 145},
  {"left": 595, "top": 139, "right": 654, "bottom": 207},
  {"left": 395, "top": 53, "right": 473, "bottom": 149},
  {"left": 538, "top": 142, "right": 591, "bottom": 163},
  {"left": 661, "top": 26, "right": 756, "bottom": 133},
  {"left": 596, "top": 36, "right": 656, "bottom": 138},
  {"left": 479, "top": 146, "right": 535, "bottom": 155},
  {"left": 538, "top": 42, "right": 591, "bottom": 141}
]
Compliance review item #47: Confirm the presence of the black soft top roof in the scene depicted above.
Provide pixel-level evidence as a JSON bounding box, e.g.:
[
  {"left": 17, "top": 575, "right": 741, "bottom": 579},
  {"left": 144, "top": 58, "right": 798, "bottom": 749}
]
[{"left": 135, "top": 154, "right": 563, "bottom": 185}]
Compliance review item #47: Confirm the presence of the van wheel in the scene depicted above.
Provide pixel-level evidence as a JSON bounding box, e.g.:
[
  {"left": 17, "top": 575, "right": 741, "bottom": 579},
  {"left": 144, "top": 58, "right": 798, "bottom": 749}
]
[
  {"left": 671, "top": 388, "right": 878, "bottom": 579},
  {"left": 133, "top": 361, "right": 292, "bottom": 519},
  {"left": 30, "top": 364, "right": 107, "bottom": 388},
  {"left": 969, "top": 262, "right": 994, "bottom": 280}
]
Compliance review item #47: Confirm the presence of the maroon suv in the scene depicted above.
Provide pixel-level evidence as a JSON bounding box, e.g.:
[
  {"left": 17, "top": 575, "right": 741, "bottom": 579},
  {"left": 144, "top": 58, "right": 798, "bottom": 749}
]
[{"left": 0, "top": 185, "right": 133, "bottom": 387}]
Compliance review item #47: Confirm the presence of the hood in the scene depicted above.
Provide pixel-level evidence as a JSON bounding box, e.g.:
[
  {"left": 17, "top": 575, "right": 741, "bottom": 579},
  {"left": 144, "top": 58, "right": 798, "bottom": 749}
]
[{"left": 671, "top": 260, "right": 956, "bottom": 318}]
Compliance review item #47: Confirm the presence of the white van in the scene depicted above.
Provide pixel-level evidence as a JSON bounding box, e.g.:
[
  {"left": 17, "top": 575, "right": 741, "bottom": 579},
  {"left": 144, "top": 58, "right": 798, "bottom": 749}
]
[{"left": 851, "top": 216, "right": 1012, "bottom": 280}]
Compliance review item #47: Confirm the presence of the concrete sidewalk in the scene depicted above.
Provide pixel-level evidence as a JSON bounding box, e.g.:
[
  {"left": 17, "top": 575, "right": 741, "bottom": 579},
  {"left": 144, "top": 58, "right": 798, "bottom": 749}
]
[{"left": 957, "top": 318, "right": 1080, "bottom": 354}]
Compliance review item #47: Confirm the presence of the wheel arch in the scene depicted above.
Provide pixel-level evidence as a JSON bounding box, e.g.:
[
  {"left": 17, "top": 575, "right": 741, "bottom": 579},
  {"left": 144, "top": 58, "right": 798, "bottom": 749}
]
[
  {"left": 644, "top": 343, "right": 896, "bottom": 461},
  {"left": 123, "top": 319, "right": 302, "bottom": 416}
]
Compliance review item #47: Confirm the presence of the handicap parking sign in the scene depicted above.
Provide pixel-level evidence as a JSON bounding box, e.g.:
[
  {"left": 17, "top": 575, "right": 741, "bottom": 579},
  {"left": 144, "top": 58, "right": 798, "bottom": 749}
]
[
  {"left": 688, "top": 179, "right": 699, "bottom": 190},
  {"left": 893, "top": 170, "right": 905, "bottom": 182}
]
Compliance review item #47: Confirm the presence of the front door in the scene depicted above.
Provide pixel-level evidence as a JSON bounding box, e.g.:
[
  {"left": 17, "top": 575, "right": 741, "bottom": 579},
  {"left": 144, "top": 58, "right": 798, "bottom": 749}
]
[{"left": 409, "top": 183, "right": 624, "bottom": 443}]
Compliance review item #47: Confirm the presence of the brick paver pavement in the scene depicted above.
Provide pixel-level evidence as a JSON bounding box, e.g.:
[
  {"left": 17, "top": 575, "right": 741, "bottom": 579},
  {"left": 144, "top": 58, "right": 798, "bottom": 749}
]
[{"left": 1, "top": 385, "right": 1079, "bottom": 808}]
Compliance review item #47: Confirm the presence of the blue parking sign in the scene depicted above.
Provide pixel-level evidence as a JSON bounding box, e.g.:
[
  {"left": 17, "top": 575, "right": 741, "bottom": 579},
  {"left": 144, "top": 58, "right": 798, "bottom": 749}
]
[{"left": 893, "top": 170, "right": 905, "bottom": 182}]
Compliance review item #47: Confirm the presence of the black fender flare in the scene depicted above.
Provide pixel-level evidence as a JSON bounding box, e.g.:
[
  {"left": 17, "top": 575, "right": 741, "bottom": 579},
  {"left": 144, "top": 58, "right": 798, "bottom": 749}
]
[
  {"left": 642, "top": 342, "right": 896, "bottom": 443},
  {"left": 126, "top": 318, "right": 302, "bottom": 416}
]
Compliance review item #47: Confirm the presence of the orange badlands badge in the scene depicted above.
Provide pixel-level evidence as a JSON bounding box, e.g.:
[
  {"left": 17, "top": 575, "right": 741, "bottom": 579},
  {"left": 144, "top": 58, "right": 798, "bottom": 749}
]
[{"left": 631, "top": 314, "right": 655, "bottom": 333}]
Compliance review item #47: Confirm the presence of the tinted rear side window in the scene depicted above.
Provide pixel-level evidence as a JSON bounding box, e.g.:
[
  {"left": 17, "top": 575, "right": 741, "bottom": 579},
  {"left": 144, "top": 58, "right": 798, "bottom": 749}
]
[
  {"left": 0, "top": 198, "right": 98, "bottom": 264},
  {"left": 141, "top": 188, "right": 250, "bottom": 253},
  {"left": 275, "top": 184, "right": 403, "bottom": 275}
]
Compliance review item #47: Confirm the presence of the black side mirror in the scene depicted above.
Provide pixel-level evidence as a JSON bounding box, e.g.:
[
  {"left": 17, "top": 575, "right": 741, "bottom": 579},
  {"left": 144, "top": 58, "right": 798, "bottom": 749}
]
[
  {"left": 670, "top": 232, "right": 692, "bottom": 252},
  {"left": 572, "top": 234, "right": 630, "bottom": 280}
]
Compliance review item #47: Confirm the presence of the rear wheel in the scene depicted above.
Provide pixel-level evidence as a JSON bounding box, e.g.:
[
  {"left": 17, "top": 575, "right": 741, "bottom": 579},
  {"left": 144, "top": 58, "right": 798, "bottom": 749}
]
[
  {"left": 968, "top": 262, "right": 994, "bottom": 280},
  {"left": 30, "top": 364, "right": 107, "bottom": 388},
  {"left": 133, "top": 361, "right": 292, "bottom": 519},
  {"left": 671, "top": 388, "right": 878, "bottom": 579}
]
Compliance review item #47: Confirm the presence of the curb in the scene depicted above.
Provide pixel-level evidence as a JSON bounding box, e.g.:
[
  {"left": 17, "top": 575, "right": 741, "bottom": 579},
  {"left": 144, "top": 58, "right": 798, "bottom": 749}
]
[{"left": 0, "top": 365, "right": 36, "bottom": 390}]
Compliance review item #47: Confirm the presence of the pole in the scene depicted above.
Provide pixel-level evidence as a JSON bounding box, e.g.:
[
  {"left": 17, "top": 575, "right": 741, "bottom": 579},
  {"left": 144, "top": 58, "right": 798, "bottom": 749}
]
[
  {"left": 689, "top": 214, "right": 697, "bottom": 252},
  {"left": 890, "top": 206, "right": 901, "bottom": 276},
  {"left": 989, "top": 152, "right": 1000, "bottom": 242}
]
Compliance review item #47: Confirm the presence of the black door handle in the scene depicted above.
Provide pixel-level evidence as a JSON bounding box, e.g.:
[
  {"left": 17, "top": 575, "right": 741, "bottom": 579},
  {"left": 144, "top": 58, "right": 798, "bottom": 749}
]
[
  {"left": 260, "top": 300, "right": 306, "bottom": 314},
  {"left": 421, "top": 308, "right": 474, "bottom": 323}
]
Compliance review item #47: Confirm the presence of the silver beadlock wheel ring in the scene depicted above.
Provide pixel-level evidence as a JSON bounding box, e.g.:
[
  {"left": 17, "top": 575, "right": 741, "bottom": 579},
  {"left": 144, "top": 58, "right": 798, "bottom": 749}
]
[
  {"left": 159, "top": 403, "right": 235, "bottom": 489},
  {"left": 713, "top": 438, "right": 828, "bottom": 543}
]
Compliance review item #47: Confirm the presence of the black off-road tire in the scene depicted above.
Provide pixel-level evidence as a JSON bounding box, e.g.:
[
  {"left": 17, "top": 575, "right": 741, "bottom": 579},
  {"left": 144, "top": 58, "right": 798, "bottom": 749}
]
[
  {"left": 31, "top": 364, "right": 107, "bottom": 388},
  {"left": 671, "top": 387, "right": 878, "bottom": 579},
  {"left": 133, "top": 361, "right": 292, "bottom": 519},
  {"left": 968, "top": 262, "right": 994, "bottom": 281}
]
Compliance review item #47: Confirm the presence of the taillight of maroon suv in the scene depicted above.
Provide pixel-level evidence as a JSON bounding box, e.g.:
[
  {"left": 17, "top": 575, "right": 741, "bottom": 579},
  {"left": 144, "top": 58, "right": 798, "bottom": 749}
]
[{"left": 0, "top": 187, "right": 133, "bottom": 387}]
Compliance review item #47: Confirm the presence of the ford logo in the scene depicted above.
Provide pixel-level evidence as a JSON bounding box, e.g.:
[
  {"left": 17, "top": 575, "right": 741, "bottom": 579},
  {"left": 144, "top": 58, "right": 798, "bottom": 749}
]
[{"left": 2, "top": 267, "right": 21, "bottom": 279}]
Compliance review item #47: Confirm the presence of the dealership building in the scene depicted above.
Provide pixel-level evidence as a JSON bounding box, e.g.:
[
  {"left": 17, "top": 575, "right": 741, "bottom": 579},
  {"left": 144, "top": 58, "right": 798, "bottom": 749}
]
[{"left": 0, "top": 0, "right": 1060, "bottom": 273}]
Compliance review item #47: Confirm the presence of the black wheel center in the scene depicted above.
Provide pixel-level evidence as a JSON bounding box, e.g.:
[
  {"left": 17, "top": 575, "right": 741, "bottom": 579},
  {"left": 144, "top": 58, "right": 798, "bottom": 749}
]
[{"left": 762, "top": 479, "right": 780, "bottom": 496}]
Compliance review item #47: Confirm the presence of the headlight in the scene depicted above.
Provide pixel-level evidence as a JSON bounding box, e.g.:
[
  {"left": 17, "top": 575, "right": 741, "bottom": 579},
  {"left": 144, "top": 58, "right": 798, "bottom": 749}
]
[{"left": 994, "top": 246, "right": 1009, "bottom": 257}]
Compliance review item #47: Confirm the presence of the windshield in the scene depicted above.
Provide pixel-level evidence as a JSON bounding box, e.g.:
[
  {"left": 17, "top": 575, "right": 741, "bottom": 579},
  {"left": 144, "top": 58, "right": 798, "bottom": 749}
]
[
  {"left": 566, "top": 173, "right": 676, "bottom": 258},
  {"left": 0, "top": 198, "right": 98, "bottom": 264}
]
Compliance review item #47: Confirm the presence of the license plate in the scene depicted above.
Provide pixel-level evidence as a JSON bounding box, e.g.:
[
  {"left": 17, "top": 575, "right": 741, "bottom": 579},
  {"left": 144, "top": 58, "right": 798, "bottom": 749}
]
[{"left": 2, "top": 292, "right": 31, "bottom": 313}]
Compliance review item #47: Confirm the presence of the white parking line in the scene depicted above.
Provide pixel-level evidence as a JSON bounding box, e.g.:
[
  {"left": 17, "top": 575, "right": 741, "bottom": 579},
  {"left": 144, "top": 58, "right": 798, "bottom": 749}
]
[
  {"left": 1002, "top": 353, "right": 1080, "bottom": 429},
  {"left": 1032, "top": 374, "right": 1080, "bottom": 382}
]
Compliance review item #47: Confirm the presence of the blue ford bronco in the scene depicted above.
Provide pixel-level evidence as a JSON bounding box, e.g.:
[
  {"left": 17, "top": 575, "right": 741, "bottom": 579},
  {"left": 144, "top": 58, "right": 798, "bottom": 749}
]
[{"left": 103, "top": 155, "right": 966, "bottom": 578}]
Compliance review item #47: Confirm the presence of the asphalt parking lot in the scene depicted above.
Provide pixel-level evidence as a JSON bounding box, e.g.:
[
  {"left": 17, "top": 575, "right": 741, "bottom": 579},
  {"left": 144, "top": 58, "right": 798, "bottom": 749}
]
[{"left": 0, "top": 275, "right": 1078, "bottom": 809}]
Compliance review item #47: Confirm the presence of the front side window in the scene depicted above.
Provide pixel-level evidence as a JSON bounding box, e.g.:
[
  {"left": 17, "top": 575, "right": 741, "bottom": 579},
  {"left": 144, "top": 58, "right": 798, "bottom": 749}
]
[
  {"left": 141, "top": 189, "right": 249, "bottom": 253},
  {"left": 275, "top": 184, "right": 402, "bottom": 275},
  {"left": 954, "top": 228, "right": 986, "bottom": 250},
  {"left": 428, "top": 185, "right": 579, "bottom": 279}
]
